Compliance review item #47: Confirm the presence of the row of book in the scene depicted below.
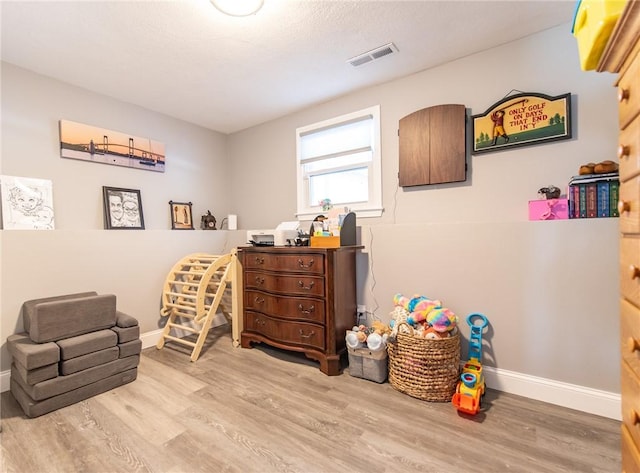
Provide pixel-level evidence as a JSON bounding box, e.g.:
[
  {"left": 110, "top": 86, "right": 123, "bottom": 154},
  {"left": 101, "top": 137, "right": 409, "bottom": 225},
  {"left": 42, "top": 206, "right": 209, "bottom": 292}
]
[{"left": 567, "top": 172, "right": 619, "bottom": 219}]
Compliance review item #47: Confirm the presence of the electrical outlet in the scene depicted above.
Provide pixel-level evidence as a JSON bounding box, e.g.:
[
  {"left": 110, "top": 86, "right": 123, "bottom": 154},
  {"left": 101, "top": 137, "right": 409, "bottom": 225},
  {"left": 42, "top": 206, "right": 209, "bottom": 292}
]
[{"left": 357, "top": 305, "right": 367, "bottom": 313}]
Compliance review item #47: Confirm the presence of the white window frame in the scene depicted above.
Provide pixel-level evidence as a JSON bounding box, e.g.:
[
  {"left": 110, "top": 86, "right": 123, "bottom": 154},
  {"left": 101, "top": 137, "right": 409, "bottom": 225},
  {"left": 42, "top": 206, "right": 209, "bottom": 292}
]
[{"left": 295, "top": 105, "right": 382, "bottom": 220}]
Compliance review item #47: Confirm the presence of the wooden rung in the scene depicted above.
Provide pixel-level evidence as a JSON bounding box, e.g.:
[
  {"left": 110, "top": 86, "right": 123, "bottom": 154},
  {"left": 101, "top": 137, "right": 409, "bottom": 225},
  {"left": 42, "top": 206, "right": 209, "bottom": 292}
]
[
  {"left": 169, "top": 281, "right": 199, "bottom": 287},
  {"left": 169, "top": 309, "right": 196, "bottom": 319},
  {"left": 162, "top": 334, "right": 197, "bottom": 347},
  {"left": 166, "top": 291, "right": 197, "bottom": 299},
  {"left": 168, "top": 322, "right": 200, "bottom": 333},
  {"left": 173, "top": 270, "right": 205, "bottom": 276}
]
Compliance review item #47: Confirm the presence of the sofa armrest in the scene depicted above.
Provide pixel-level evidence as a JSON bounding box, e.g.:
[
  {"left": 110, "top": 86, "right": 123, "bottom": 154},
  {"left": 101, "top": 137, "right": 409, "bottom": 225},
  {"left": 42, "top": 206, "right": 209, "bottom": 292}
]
[
  {"left": 7, "top": 333, "right": 59, "bottom": 370},
  {"left": 115, "top": 311, "right": 139, "bottom": 328}
]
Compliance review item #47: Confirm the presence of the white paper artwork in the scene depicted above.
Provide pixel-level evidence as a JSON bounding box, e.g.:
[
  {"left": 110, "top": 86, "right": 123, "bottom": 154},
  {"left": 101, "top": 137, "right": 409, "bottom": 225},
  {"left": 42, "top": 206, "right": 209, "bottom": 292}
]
[{"left": 0, "top": 175, "right": 55, "bottom": 230}]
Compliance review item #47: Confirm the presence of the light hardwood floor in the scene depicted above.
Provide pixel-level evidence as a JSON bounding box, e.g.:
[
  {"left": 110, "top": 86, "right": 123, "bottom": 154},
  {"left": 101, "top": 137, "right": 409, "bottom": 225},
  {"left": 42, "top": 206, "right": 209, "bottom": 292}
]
[{"left": 1, "top": 326, "right": 621, "bottom": 473}]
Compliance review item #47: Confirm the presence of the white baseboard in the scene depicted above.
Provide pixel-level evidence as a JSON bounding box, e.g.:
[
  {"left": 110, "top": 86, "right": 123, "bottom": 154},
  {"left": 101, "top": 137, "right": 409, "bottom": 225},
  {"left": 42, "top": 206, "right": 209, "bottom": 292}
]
[{"left": 1, "top": 329, "right": 621, "bottom": 420}]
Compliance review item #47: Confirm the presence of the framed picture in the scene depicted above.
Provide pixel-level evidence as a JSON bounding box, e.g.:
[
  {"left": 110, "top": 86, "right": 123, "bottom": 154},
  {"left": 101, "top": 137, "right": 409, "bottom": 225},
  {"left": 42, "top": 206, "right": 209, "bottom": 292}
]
[
  {"left": 169, "top": 201, "right": 194, "bottom": 230},
  {"left": 0, "top": 175, "right": 55, "bottom": 230},
  {"left": 102, "top": 186, "right": 144, "bottom": 229},
  {"left": 472, "top": 92, "right": 572, "bottom": 154}
]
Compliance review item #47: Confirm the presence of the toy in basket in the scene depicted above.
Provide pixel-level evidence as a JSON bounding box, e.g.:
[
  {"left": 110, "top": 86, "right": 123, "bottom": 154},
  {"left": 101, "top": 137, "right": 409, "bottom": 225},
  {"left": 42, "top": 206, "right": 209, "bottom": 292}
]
[
  {"left": 346, "top": 322, "right": 390, "bottom": 383},
  {"left": 452, "top": 313, "right": 489, "bottom": 415},
  {"left": 387, "top": 321, "right": 461, "bottom": 401}
]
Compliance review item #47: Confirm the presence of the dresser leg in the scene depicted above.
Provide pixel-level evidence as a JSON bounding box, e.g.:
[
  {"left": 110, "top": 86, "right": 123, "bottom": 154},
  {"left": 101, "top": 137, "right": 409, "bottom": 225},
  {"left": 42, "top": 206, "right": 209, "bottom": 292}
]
[{"left": 319, "top": 356, "right": 341, "bottom": 376}]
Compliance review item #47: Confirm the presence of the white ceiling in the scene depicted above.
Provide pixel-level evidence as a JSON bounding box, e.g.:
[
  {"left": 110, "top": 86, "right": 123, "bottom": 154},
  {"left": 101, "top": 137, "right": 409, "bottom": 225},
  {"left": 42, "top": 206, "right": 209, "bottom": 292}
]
[{"left": 1, "top": 0, "right": 576, "bottom": 134}]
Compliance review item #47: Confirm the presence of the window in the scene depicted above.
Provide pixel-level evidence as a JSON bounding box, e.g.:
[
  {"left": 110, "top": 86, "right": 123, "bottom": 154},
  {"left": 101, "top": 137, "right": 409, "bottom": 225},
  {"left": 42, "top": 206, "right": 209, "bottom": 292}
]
[{"left": 296, "top": 105, "right": 382, "bottom": 220}]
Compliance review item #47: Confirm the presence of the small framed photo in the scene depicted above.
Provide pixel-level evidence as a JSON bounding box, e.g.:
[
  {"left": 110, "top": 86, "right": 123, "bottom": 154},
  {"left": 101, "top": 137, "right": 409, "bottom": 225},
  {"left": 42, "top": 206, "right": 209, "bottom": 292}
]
[
  {"left": 169, "top": 201, "right": 194, "bottom": 230},
  {"left": 102, "top": 186, "right": 144, "bottom": 230}
]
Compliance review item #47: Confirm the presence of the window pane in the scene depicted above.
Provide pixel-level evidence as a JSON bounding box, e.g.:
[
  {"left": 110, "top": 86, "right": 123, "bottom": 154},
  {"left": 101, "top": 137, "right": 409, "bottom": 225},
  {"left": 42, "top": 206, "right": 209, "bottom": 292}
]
[
  {"left": 309, "top": 167, "right": 368, "bottom": 205},
  {"left": 303, "top": 150, "right": 371, "bottom": 173},
  {"left": 300, "top": 118, "right": 372, "bottom": 161}
]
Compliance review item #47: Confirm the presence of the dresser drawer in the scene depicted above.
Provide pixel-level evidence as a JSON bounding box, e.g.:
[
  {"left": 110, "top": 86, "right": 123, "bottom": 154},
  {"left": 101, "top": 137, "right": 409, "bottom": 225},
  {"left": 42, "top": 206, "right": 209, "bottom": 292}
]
[
  {"left": 244, "top": 290, "right": 325, "bottom": 323},
  {"left": 622, "top": 361, "right": 640, "bottom": 449},
  {"left": 618, "top": 51, "right": 640, "bottom": 130},
  {"left": 245, "top": 311, "right": 325, "bottom": 350},
  {"left": 244, "top": 271, "right": 325, "bottom": 297},
  {"left": 622, "top": 423, "right": 640, "bottom": 473},
  {"left": 621, "top": 299, "right": 640, "bottom": 379},
  {"left": 619, "top": 115, "right": 640, "bottom": 182},
  {"left": 622, "top": 236, "right": 640, "bottom": 305},
  {"left": 243, "top": 252, "right": 325, "bottom": 275},
  {"left": 619, "top": 177, "right": 640, "bottom": 234}
]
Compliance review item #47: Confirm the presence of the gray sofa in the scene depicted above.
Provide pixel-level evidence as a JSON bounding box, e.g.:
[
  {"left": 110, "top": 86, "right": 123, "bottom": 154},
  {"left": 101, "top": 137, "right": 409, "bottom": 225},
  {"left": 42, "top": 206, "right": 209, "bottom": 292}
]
[{"left": 7, "top": 291, "right": 141, "bottom": 418}]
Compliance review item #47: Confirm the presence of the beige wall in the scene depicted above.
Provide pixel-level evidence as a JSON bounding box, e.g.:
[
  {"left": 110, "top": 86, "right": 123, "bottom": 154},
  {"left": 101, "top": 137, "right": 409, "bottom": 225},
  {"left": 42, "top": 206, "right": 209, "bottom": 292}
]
[
  {"left": 227, "top": 25, "right": 621, "bottom": 393},
  {"left": 0, "top": 62, "right": 246, "bottom": 372},
  {"left": 0, "top": 24, "right": 622, "bottom": 396}
]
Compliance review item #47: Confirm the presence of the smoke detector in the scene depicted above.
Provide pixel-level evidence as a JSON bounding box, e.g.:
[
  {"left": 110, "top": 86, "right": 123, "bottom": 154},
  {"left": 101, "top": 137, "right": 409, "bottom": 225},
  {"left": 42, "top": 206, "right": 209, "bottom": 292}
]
[{"left": 347, "top": 42, "right": 398, "bottom": 67}]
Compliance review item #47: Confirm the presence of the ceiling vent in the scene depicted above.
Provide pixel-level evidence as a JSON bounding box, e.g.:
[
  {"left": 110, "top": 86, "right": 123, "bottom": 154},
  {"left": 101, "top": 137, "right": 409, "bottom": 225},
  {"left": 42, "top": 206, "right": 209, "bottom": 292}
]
[{"left": 347, "top": 42, "right": 398, "bottom": 67}]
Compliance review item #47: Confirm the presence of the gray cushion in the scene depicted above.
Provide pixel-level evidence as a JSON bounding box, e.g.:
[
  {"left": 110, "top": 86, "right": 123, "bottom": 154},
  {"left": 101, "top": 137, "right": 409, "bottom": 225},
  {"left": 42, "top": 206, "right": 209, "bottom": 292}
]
[
  {"left": 12, "top": 355, "right": 139, "bottom": 401},
  {"left": 13, "top": 360, "right": 58, "bottom": 386},
  {"left": 59, "top": 346, "right": 119, "bottom": 375},
  {"left": 118, "top": 339, "right": 142, "bottom": 358},
  {"left": 111, "top": 325, "right": 140, "bottom": 344},
  {"left": 7, "top": 333, "right": 59, "bottom": 370},
  {"left": 22, "top": 292, "right": 98, "bottom": 334},
  {"left": 26, "top": 294, "right": 117, "bottom": 343},
  {"left": 56, "top": 329, "right": 117, "bottom": 360},
  {"left": 11, "top": 368, "right": 138, "bottom": 418},
  {"left": 115, "top": 311, "right": 138, "bottom": 328}
]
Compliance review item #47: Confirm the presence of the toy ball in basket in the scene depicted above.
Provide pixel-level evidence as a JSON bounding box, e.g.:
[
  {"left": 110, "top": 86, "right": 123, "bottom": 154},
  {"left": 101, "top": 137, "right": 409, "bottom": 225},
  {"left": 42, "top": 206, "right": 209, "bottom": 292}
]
[{"left": 386, "top": 293, "right": 461, "bottom": 402}]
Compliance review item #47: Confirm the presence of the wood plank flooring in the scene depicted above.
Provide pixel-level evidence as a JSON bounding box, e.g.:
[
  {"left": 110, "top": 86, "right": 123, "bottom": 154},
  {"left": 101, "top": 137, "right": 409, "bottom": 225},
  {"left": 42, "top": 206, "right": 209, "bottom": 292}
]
[{"left": 1, "top": 326, "right": 621, "bottom": 472}]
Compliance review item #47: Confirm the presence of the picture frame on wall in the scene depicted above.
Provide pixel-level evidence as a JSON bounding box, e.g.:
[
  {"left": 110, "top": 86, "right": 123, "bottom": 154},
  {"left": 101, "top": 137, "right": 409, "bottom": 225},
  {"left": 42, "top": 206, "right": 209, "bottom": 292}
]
[
  {"left": 169, "top": 200, "right": 194, "bottom": 230},
  {"left": 471, "top": 92, "right": 572, "bottom": 154},
  {"left": 102, "top": 186, "right": 145, "bottom": 229},
  {"left": 0, "top": 175, "right": 55, "bottom": 230}
]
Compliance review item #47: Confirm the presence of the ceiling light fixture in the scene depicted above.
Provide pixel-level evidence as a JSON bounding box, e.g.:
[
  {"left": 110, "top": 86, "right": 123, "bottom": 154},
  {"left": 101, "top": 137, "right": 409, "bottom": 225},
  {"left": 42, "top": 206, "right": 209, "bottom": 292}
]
[{"left": 211, "top": 0, "right": 264, "bottom": 17}]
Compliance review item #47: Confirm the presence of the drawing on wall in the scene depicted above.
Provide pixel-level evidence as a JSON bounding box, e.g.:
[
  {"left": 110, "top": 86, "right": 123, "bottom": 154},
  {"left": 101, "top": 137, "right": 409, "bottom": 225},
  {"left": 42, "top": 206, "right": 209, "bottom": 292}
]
[
  {"left": 0, "top": 175, "right": 55, "bottom": 230},
  {"left": 472, "top": 92, "right": 572, "bottom": 154},
  {"left": 102, "top": 186, "right": 145, "bottom": 230},
  {"left": 60, "top": 120, "right": 166, "bottom": 172}
]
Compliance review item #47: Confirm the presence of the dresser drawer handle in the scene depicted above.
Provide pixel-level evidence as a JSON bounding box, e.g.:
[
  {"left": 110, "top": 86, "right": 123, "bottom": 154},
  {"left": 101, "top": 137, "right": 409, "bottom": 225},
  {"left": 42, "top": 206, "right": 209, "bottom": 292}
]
[
  {"left": 618, "top": 87, "right": 630, "bottom": 103},
  {"left": 254, "top": 296, "right": 265, "bottom": 305},
  {"left": 297, "top": 258, "right": 315, "bottom": 269},
  {"left": 627, "top": 337, "right": 640, "bottom": 353},
  {"left": 630, "top": 409, "right": 640, "bottom": 426},
  {"left": 629, "top": 265, "right": 640, "bottom": 280},
  {"left": 299, "top": 329, "right": 315, "bottom": 339},
  {"left": 617, "top": 144, "right": 630, "bottom": 160},
  {"left": 618, "top": 200, "right": 631, "bottom": 214},
  {"left": 254, "top": 317, "right": 266, "bottom": 326},
  {"left": 298, "top": 304, "right": 315, "bottom": 314},
  {"left": 254, "top": 256, "right": 265, "bottom": 265},
  {"left": 297, "top": 280, "right": 315, "bottom": 290},
  {"left": 255, "top": 276, "right": 265, "bottom": 285}
]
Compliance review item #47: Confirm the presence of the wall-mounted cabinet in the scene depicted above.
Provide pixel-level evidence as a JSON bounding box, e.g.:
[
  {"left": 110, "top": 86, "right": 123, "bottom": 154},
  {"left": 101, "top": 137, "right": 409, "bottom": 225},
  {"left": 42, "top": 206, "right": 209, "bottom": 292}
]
[{"left": 398, "top": 104, "right": 467, "bottom": 187}]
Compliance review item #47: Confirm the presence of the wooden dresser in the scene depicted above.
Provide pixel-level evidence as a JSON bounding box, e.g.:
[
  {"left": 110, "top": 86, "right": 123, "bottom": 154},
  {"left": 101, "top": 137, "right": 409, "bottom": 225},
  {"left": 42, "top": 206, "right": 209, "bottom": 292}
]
[
  {"left": 598, "top": 2, "right": 640, "bottom": 471},
  {"left": 238, "top": 246, "right": 360, "bottom": 376}
]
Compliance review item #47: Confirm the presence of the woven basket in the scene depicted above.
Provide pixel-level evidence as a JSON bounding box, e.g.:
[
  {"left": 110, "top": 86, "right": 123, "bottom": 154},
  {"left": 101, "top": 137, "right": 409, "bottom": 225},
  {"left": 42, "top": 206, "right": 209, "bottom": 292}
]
[{"left": 387, "top": 322, "right": 460, "bottom": 402}]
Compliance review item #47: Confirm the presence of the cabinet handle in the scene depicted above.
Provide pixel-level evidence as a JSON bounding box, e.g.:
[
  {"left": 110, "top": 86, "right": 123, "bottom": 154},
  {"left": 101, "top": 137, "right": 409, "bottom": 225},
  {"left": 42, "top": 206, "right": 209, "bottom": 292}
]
[
  {"left": 630, "top": 265, "right": 640, "bottom": 280},
  {"left": 618, "top": 87, "right": 630, "bottom": 103},
  {"left": 297, "top": 280, "right": 315, "bottom": 290},
  {"left": 297, "top": 258, "right": 314, "bottom": 269},
  {"left": 298, "top": 304, "right": 315, "bottom": 314},
  {"left": 255, "top": 276, "right": 265, "bottom": 285},
  {"left": 618, "top": 144, "right": 630, "bottom": 159},
  {"left": 630, "top": 409, "right": 640, "bottom": 426},
  {"left": 618, "top": 200, "right": 631, "bottom": 214},
  {"left": 254, "top": 317, "right": 265, "bottom": 326},
  {"left": 254, "top": 296, "right": 265, "bottom": 305},
  {"left": 627, "top": 337, "right": 640, "bottom": 353},
  {"left": 254, "top": 256, "right": 265, "bottom": 265},
  {"left": 299, "top": 329, "right": 315, "bottom": 339}
]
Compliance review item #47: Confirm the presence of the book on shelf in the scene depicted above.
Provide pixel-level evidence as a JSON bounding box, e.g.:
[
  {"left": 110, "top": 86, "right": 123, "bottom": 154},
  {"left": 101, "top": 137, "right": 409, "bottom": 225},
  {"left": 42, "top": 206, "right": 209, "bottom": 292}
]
[{"left": 567, "top": 172, "right": 619, "bottom": 219}]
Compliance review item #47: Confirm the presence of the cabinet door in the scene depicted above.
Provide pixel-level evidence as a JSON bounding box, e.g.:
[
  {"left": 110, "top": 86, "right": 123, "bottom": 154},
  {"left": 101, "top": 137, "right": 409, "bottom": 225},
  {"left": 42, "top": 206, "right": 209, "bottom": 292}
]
[{"left": 399, "top": 104, "right": 466, "bottom": 187}]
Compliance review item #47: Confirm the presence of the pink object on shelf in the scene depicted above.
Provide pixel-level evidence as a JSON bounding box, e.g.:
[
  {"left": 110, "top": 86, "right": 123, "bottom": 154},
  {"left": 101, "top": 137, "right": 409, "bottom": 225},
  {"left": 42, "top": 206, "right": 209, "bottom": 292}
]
[{"left": 528, "top": 198, "right": 569, "bottom": 221}]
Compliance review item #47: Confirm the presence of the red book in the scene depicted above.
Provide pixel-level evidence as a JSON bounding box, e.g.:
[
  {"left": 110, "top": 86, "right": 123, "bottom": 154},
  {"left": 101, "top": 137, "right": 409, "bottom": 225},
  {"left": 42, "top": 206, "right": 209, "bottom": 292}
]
[{"left": 586, "top": 183, "right": 597, "bottom": 218}]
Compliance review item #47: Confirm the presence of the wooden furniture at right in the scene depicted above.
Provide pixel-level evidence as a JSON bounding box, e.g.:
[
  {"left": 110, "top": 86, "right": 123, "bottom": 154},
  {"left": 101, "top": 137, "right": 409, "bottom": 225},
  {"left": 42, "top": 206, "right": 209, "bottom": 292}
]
[
  {"left": 597, "top": 2, "right": 640, "bottom": 471},
  {"left": 398, "top": 104, "right": 467, "bottom": 187}
]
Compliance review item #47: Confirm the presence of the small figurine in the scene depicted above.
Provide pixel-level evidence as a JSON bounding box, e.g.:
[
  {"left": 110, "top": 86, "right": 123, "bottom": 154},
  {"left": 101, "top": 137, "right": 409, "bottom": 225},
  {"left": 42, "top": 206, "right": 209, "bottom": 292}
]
[
  {"left": 538, "top": 185, "right": 561, "bottom": 199},
  {"left": 201, "top": 211, "right": 217, "bottom": 230}
]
